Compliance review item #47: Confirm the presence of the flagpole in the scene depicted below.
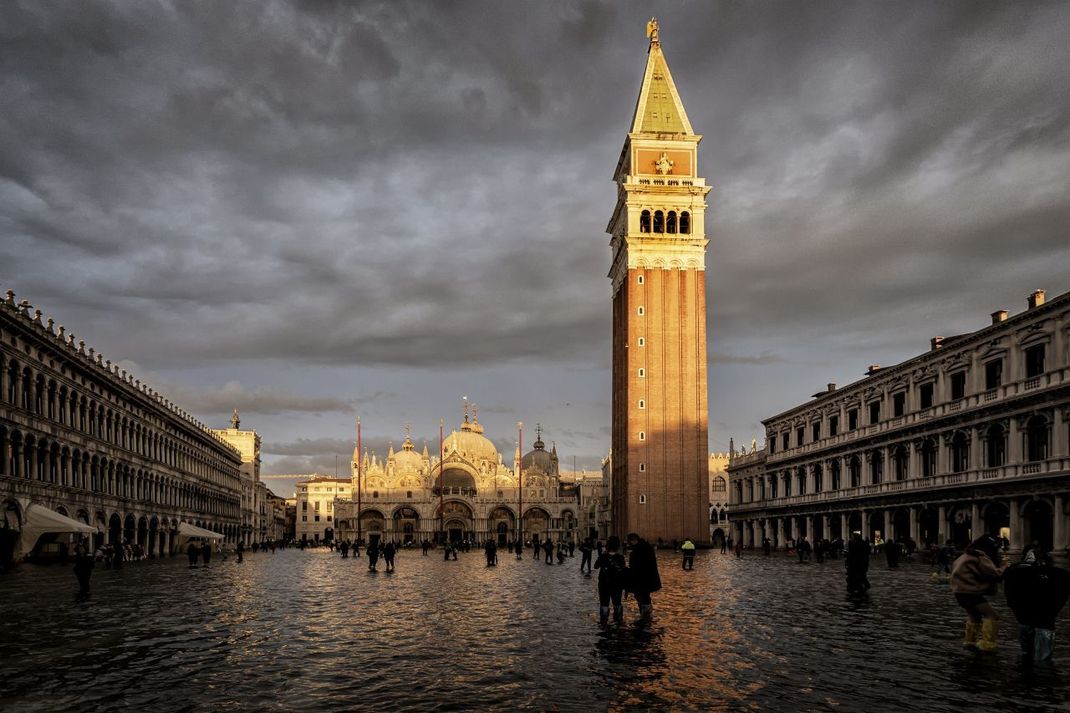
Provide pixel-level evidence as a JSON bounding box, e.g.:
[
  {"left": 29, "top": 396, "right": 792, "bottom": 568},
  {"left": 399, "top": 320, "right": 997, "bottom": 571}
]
[
  {"left": 356, "top": 416, "right": 362, "bottom": 545},
  {"left": 438, "top": 418, "right": 445, "bottom": 545},
  {"left": 517, "top": 421, "right": 523, "bottom": 551}
]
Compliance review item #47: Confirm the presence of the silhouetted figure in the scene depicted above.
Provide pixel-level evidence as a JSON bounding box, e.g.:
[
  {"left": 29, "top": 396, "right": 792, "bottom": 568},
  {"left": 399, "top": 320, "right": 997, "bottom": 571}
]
[
  {"left": 383, "top": 542, "right": 396, "bottom": 572},
  {"left": 484, "top": 540, "right": 497, "bottom": 566},
  {"left": 367, "top": 541, "right": 380, "bottom": 571},
  {"left": 543, "top": 538, "right": 554, "bottom": 565},
  {"left": 1004, "top": 551, "right": 1070, "bottom": 663},
  {"left": 568, "top": 540, "right": 575, "bottom": 557},
  {"left": 73, "top": 539, "right": 94, "bottom": 596},
  {"left": 186, "top": 542, "right": 199, "bottom": 568},
  {"left": 422, "top": 539, "right": 430, "bottom": 556},
  {"left": 201, "top": 541, "right": 212, "bottom": 568},
  {"left": 885, "top": 539, "right": 900, "bottom": 568},
  {"left": 236, "top": 541, "right": 245, "bottom": 563},
  {"left": 626, "top": 533, "right": 661, "bottom": 621},
  {"left": 340, "top": 540, "right": 350, "bottom": 558},
  {"left": 595, "top": 535, "right": 627, "bottom": 625},
  {"left": 579, "top": 538, "right": 593, "bottom": 574},
  {"left": 845, "top": 532, "right": 870, "bottom": 595},
  {"left": 762, "top": 538, "right": 771, "bottom": 556},
  {"left": 720, "top": 536, "right": 728, "bottom": 555}
]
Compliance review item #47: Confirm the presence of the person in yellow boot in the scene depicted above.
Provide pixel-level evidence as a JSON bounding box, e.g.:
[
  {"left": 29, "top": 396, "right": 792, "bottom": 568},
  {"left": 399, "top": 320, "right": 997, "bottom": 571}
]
[{"left": 950, "top": 534, "right": 1006, "bottom": 651}]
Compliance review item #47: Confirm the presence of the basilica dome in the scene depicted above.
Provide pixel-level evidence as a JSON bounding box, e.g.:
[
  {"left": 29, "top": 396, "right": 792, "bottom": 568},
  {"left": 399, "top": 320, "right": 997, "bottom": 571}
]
[
  {"left": 391, "top": 436, "right": 424, "bottom": 472},
  {"left": 445, "top": 418, "right": 500, "bottom": 464},
  {"left": 521, "top": 430, "right": 557, "bottom": 476}
]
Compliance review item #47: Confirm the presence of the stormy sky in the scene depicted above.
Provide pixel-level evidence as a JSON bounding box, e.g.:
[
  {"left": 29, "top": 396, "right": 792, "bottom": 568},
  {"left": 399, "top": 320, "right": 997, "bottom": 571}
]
[{"left": 3, "top": 1, "right": 1069, "bottom": 493}]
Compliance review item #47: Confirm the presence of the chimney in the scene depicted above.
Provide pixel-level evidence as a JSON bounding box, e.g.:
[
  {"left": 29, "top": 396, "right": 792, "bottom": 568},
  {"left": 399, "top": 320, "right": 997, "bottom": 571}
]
[
  {"left": 1028, "top": 289, "right": 1046, "bottom": 309},
  {"left": 991, "top": 310, "right": 1008, "bottom": 324},
  {"left": 930, "top": 336, "right": 944, "bottom": 351},
  {"left": 866, "top": 364, "right": 882, "bottom": 376},
  {"left": 827, "top": 383, "right": 836, "bottom": 392}
]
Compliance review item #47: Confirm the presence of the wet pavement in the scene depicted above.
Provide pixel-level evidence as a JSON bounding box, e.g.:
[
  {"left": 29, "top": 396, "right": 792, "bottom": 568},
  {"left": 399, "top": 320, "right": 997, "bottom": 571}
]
[{"left": 1, "top": 547, "right": 1068, "bottom": 712}]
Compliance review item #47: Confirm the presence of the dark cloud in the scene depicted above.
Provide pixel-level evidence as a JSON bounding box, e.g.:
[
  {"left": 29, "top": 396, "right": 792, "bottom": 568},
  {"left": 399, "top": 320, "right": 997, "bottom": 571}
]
[{"left": 2, "top": 1, "right": 1068, "bottom": 462}]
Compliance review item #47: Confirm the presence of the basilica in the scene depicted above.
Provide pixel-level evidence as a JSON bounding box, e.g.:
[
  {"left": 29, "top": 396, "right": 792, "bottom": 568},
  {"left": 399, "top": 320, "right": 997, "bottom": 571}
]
[{"left": 333, "top": 410, "right": 581, "bottom": 546}]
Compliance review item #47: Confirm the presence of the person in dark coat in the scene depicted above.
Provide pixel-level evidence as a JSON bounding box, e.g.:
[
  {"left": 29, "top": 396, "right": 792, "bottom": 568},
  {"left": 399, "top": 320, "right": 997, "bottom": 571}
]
[
  {"left": 762, "top": 537, "right": 772, "bottom": 556},
  {"left": 1004, "top": 551, "right": 1070, "bottom": 663},
  {"left": 484, "top": 539, "right": 497, "bottom": 566},
  {"left": 340, "top": 540, "right": 350, "bottom": 558},
  {"left": 845, "top": 532, "right": 870, "bottom": 594},
  {"left": 594, "top": 535, "right": 627, "bottom": 624},
  {"left": 236, "top": 540, "right": 245, "bottom": 563},
  {"left": 885, "top": 538, "right": 900, "bottom": 568},
  {"left": 73, "top": 538, "right": 94, "bottom": 596},
  {"left": 382, "top": 541, "right": 396, "bottom": 572},
  {"left": 186, "top": 541, "right": 199, "bottom": 568},
  {"left": 200, "top": 541, "right": 212, "bottom": 567},
  {"left": 579, "top": 538, "right": 594, "bottom": 574},
  {"left": 543, "top": 538, "right": 554, "bottom": 565},
  {"left": 367, "top": 541, "right": 380, "bottom": 571},
  {"left": 626, "top": 533, "right": 661, "bottom": 621}
]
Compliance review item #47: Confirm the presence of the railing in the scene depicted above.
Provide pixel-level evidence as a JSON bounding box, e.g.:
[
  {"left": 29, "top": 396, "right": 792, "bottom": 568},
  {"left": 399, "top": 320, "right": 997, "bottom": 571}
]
[
  {"left": 1023, "top": 463, "right": 1041, "bottom": 474},
  {"left": 1024, "top": 377, "right": 1040, "bottom": 390},
  {"left": 984, "top": 389, "right": 999, "bottom": 402}
]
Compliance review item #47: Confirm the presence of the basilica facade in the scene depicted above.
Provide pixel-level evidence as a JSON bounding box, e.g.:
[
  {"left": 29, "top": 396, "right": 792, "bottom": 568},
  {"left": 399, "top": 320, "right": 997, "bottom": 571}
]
[{"left": 333, "top": 414, "right": 580, "bottom": 545}]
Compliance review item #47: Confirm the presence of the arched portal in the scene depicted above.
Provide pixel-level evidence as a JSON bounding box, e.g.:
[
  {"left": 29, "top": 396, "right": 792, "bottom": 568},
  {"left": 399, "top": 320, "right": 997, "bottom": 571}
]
[
  {"left": 523, "top": 507, "right": 550, "bottom": 539},
  {"left": 439, "top": 468, "right": 477, "bottom": 497},
  {"left": 359, "top": 509, "right": 386, "bottom": 546},
  {"left": 918, "top": 507, "right": 939, "bottom": 546},
  {"left": 983, "top": 502, "right": 1010, "bottom": 542},
  {"left": 488, "top": 506, "right": 515, "bottom": 546},
  {"left": 393, "top": 506, "right": 419, "bottom": 544},
  {"left": 437, "top": 501, "right": 473, "bottom": 544},
  {"left": 109, "top": 513, "right": 122, "bottom": 545},
  {"left": 1023, "top": 499, "right": 1053, "bottom": 552}
]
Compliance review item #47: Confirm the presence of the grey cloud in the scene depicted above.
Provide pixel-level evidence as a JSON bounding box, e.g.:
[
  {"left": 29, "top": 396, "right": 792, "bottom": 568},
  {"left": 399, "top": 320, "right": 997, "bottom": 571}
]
[{"left": 160, "top": 380, "right": 356, "bottom": 416}]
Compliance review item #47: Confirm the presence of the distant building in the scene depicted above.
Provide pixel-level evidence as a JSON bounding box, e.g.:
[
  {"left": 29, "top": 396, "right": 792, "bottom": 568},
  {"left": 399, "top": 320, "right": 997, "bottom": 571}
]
[
  {"left": 729, "top": 288, "right": 1070, "bottom": 554},
  {"left": 708, "top": 452, "right": 730, "bottom": 545},
  {"left": 334, "top": 413, "right": 580, "bottom": 546},
  {"left": 210, "top": 410, "right": 262, "bottom": 546},
  {"left": 294, "top": 476, "right": 349, "bottom": 543}
]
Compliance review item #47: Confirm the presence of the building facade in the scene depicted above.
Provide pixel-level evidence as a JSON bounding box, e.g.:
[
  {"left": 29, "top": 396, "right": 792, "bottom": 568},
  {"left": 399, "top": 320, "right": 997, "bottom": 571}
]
[
  {"left": 294, "top": 476, "right": 348, "bottom": 543},
  {"left": 0, "top": 288, "right": 243, "bottom": 563},
  {"left": 708, "top": 452, "right": 730, "bottom": 544},
  {"left": 608, "top": 19, "right": 711, "bottom": 543},
  {"left": 211, "top": 410, "right": 263, "bottom": 546},
  {"left": 729, "top": 289, "right": 1070, "bottom": 555},
  {"left": 333, "top": 415, "right": 580, "bottom": 546}
]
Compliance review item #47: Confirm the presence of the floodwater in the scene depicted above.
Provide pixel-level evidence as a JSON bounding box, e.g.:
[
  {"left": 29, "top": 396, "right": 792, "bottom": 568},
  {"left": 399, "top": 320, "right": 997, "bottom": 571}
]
[{"left": 1, "top": 547, "right": 1068, "bottom": 712}]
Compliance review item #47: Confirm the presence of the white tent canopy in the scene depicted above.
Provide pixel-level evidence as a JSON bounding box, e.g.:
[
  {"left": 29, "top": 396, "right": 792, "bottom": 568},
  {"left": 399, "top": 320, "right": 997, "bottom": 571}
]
[
  {"left": 177, "top": 522, "right": 224, "bottom": 541},
  {"left": 18, "top": 504, "right": 96, "bottom": 557}
]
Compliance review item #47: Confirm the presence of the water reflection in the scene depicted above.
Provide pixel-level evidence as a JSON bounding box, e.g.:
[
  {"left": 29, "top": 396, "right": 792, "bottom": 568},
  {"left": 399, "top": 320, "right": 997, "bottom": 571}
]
[{"left": 1, "top": 548, "right": 1068, "bottom": 711}]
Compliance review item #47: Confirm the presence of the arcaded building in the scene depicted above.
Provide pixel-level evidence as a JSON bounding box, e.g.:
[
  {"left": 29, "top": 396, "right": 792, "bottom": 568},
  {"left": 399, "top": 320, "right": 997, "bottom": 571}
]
[
  {"left": 608, "top": 20, "right": 711, "bottom": 544},
  {"left": 0, "top": 288, "right": 243, "bottom": 562},
  {"left": 332, "top": 414, "right": 580, "bottom": 546},
  {"left": 729, "top": 289, "right": 1070, "bottom": 554}
]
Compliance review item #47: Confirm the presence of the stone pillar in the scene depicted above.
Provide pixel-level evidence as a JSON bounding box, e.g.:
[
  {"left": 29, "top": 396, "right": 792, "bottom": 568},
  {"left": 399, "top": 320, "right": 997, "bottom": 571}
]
[
  {"left": 805, "top": 515, "right": 814, "bottom": 540},
  {"left": 909, "top": 506, "right": 920, "bottom": 544},
  {"left": 1009, "top": 498, "right": 1023, "bottom": 551},
  {"left": 1054, "top": 496, "right": 1067, "bottom": 554},
  {"left": 970, "top": 502, "right": 981, "bottom": 539},
  {"left": 841, "top": 512, "right": 849, "bottom": 539},
  {"left": 885, "top": 509, "right": 895, "bottom": 541},
  {"left": 821, "top": 515, "right": 829, "bottom": 541},
  {"left": 1052, "top": 410, "right": 1067, "bottom": 458},
  {"left": 1009, "top": 417, "right": 1022, "bottom": 464},
  {"left": 938, "top": 505, "right": 948, "bottom": 544},
  {"left": 970, "top": 426, "right": 983, "bottom": 473},
  {"left": 908, "top": 443, "right": 918, "bottom": 479},
  {"left": 791, "top": 517, "right": 799, "bottom": 543}
]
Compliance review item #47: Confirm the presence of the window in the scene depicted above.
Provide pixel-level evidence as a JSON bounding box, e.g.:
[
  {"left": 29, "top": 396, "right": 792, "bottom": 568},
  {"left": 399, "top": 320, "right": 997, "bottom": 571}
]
[
  {"left": 921, "top": 439, "right": 936, "bottom": 477},
  {"left": 638, "top": 399, "right": 646, "bottom": 409},
  {"left": 893, "top": 392, "right": 906, "bottom": 417},
  {"left": 769, "top": 438, "right": 776, "bottom": 455},
  {"left": 781, "top": 432, "right": 789, "bottom": 450},
  {"left": 667, "top": 211, "right": 677, "bottom": 234},
  {"left": 919, "top": 383, "right": 934, "bottom": 410},
  {"left": 1026, "top": 416, "right": 1049, "bottom": 462},
  {"left": 301, "top": 501, "right": 307, "bottom": 511},
  {"left": 314, "top": 515, "right": 320, "bottom": 522},
  {"left": 869, "top": 451, "right": 883, "bottom": 484},
  {"left": 637, "top": 306, "right": 645, "bottom": 316},
  {"left": 638, "top": 368, "right": 645, "bottom": 378},
  {"left": 950, "top": 371, "right": 966, "bottom": 400},
  {"left": 829, "top": 415, "right": 839, "bottom": 437},
  {"left": 796, "top": 426, "right": 805, "bottom": 447},
  {"left": 639, "top": 210, "right": 651, "bottom": 233},
  {"left": 326, "top": 515, "right": 332, "bottom": 522},
  {"left": 653, "top": 211, "right": 664, "bottom": 233},
  {"left": 680, "top": 211, "right": 690, "bottom": 234},
  {"left": 638, "top": 337, "right": 645, "bottom": 346},
  {"left": 869, "top": 401, "right": 880, "bottom": 425},
  {"left": 951, "top": 432, "right": 969, "bottom": 472},
  {"left": 639, "top": 431, "right": 646, "bottom": 441},
  {"left": 373, "top": 491, "right": 379, "bottom": 498},
  {"left": 985, "top": 424, "right": 1006, "bottom": 467},
  {"left": 302, "top": 515, "right": 307, "bottom": 522},
  {"left": 639, "top": 463, "right": 646, "bottom": 472},
  {"left": 637, "top": 275, "right": 644, "bottom": 285},
  {"left": 848, "top": 409, "right": 858, "bottom": 431},
  {"left": 1025, "top": 344, "right": 1046, "bottom": 378},
  {"left": 639, "top": 494, "right": 647, "bottom": 504},
  {"left": 812, "top": 421, "right": 821, "bottom": 441},
  {"left": 407, "top": 490, "right": 413, "bottom": 498},
  {"left": 984, "top": 359, "right": 1002, "bottom": 390},
  {"left": 314, "top": 501, "right": 320, "bottom": 511}
]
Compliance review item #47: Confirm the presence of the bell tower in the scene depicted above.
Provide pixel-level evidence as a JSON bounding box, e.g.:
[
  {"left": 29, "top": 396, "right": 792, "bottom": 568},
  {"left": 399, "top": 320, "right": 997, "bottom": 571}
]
[{"left": 607, "top": 19, "right": 710, "bottom": 543}]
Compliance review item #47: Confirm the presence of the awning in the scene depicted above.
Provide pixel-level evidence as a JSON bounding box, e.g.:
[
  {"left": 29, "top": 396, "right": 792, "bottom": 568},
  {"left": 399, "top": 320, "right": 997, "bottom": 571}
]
[
  {"left": 177, "top": 522, "right": 224, "bottom": 541},
  {"left": 17, "top": 504, "right": 96, "bottom": 557}
]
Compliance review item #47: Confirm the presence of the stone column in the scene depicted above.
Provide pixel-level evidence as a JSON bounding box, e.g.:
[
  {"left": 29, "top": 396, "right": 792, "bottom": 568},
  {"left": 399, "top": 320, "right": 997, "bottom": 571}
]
[
  {"left": 970, "top": 426, "right": 983, "bottom": 473},
  {"left": 841, "top": 512, "right": 849, "bottom": 539},
  {"left": 805, "top": 515, "right": 814, "bottom": 540},
  {"left": 1052, "top": 410, "right": 1067, "bottom": 458},
  {"left": 909, "top": 506, "right": 920, "bottom": 544},
  {"left": 970, "top": 502, "right": 981, "bottom": 539},
  {"left": 1008, "top": 417, "right": 1022, "bottom": 464},
  {"left": 821, "top": 515, "right": 829, "bottom": 541},
  {"left": 938, "top": 504, "right": 948, "bottom": 544},
  {"left": 791, "top": 517, "right": 799, "bottom": 543},
  {"left": 1054, "top": 496, "right": 1067, "bottom": 554},
  {"left": 885, "top": 509, "right": 895, "bottom": 541},
  {"left": 1009, "top": 498, "right": 1023, "bottom": 551},
  {"left": 908, "top": 443, "right": 918, "bottom": 479}
]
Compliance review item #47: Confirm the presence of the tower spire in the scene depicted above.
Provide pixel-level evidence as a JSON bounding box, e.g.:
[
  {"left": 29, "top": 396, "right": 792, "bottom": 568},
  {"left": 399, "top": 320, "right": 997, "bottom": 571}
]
[{"left": 630, "top": 18, "right": 693, "bottom": 136}]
